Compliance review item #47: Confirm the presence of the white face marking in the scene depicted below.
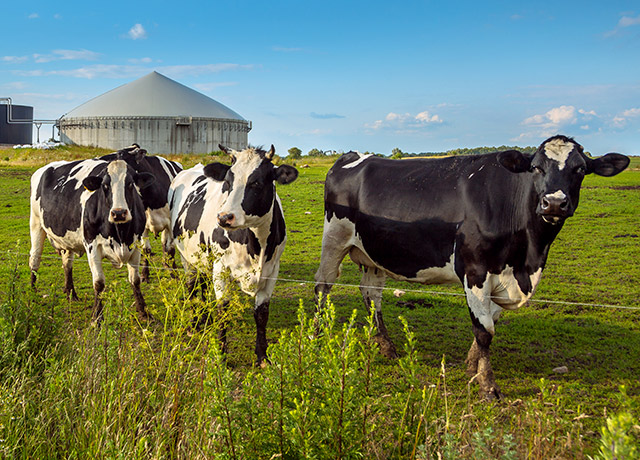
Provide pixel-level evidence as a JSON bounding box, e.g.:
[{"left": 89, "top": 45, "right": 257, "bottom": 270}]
[
  {"left": 107, "top": 160, "right": 131, "bottom": 222},
  {"left": 546, "top": 190, "right": 567, "bottom": 200},
  {"left": 543, "top": 138, "right": 574, "bottom": 170},
  {"left": 219, "top": 148, "right": 267, "bottom": 227},
  {"left": 342, "top": 152, "right": 372, "bottom": 169}
]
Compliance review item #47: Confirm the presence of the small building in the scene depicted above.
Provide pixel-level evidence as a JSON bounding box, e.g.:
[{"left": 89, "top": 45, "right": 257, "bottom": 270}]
[
  {"left": 58, "top": 71, "right": 251, "bottom": 154},
  {"left": 0, "top": 102, "right": 33, "bottom": 145}
]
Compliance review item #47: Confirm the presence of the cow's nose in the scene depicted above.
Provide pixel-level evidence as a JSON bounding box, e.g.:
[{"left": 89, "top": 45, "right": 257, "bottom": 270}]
[
  {"left": 111, "top": 208, "right": 129, "bottom": 222},
  {"left": 541, "top": 196, "right": 569, "bottom": 214},
  {"left": 218, "top": 212, "right": 235, "bottom": 227}
]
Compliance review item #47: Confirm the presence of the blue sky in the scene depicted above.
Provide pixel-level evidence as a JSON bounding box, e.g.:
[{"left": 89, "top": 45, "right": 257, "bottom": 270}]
[{"left": 1, "top": 1, "right": 639, "bottom": 155}]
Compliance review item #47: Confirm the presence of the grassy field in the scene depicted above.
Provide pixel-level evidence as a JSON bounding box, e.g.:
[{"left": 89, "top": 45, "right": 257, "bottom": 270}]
[{"left": 0, "top": 145, "right": 638, "bottom": 459}]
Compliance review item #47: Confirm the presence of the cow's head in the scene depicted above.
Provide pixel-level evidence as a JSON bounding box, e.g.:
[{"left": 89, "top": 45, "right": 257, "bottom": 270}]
[
  {"left": 498, "top": 135, "right": 629, "bottom": 225},
  {"left": 82, "top": 160, "right": 155, "bottom": 224},
  {"left": 202, "top": 144, "right": 298, "bottom": 229}
]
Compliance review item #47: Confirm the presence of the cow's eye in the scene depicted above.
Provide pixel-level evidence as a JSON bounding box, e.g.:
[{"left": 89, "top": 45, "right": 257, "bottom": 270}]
[
  {"left": 575, "top": 166, "right": 586, "bottom": 175},
  {"left": 531, "top": 166, "right": 545, "bottom": 174},
  {"left": 248, "top": 181, "right": 260, "bottom": 189}
]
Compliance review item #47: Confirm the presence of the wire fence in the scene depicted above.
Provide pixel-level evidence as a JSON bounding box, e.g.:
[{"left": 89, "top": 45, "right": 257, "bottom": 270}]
[{"left": 5, "top": 248, "right": 639, "bottom": 312}]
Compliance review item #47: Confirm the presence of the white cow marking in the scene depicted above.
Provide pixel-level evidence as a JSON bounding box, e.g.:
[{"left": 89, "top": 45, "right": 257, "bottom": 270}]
[
  {"left": 342, "top": 152, "right": 372, "bottom": 169},
  {"left": 543, "top": 138, "right": 574, "bottom": 170}
]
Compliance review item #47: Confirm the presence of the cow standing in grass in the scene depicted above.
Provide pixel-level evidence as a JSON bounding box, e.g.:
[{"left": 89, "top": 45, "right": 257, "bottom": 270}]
[
  {"left": 169, "top": 145, "right": 298, "bottom": 363},
  {"left": 314, "top": 135, "right": 629, "bottom": 399},
  {"left": 100, "top": 144, "right": 183, "bottom": 281},
  {"left": 29, "top": 154, "right": 155, "bottom": 321}
]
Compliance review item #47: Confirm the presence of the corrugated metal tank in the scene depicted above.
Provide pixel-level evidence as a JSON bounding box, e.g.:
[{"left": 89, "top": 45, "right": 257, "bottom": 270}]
[
  {"left": 58, "top": 72, "right": 250, "bottom": 154},
  {"left": 0, "top": 104, "right": 33, "bottom": 144}
]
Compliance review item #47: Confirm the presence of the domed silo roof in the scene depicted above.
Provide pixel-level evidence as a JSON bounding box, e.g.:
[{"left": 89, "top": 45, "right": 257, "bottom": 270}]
[{"left": 58, "top": 71, "right": 251, "bottom": 154}]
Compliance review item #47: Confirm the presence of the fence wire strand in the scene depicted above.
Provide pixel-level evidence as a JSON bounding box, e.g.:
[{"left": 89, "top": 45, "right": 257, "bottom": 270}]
[{"left": 5, "top": 249, "right": 639, "bottom": 312}]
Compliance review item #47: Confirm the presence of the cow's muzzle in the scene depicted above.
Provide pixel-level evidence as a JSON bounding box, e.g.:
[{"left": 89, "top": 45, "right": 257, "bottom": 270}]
[
  {"left": 217, "top": 212, "right": 236, "bottom": 228},
  {"left": 538, "top": 194, "right": 570, "bottom": 224},
  {"left": 110, "top": 208, "right": 130, "bottom": 223}
]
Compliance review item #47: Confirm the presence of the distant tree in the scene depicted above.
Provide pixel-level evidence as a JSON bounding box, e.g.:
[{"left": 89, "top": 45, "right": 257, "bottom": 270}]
[
  {"left": 391, "top": 147, "right": 403, "bottom": 159},
  {"left": 287, "top": 147, "right": 302, "bottom": 159},
  {"left": 307, "top": 148, "right": 325, "bottom": 157}
]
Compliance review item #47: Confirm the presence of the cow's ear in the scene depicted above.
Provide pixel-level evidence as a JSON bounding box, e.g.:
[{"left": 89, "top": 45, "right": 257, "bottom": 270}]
[
  {"left": 134, "top": 172, "right": 156, "bottom": 190},
  {"left": 203, "top": 162, "right": 230, "bottom": 181},
  {"left": 218, "top": 144, "right": 231, "bottom": 155},
  {"left": 274, "top": 164, "right": 298, "bottom": 185},
  {"left": 497, "top": 150, "right": 532, "bottom": 173},
  {"left": 82, "top": 176, "right": 103, "bottom": 191},
  {"left": 585, "top": 153, "right": 630, "bottom": 177},
  {"left": 132, "top": 147, "right": 147, "bottom": 164}
]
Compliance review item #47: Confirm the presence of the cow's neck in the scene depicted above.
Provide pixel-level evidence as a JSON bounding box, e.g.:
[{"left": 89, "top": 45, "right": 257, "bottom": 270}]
[{"left": 247, "top": 204, "right": 276, "bottom": 265}]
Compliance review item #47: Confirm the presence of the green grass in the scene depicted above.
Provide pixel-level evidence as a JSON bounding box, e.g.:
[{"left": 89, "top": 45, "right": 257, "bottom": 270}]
[{"left": 0, "top": 146, "right": 638, "bottom": 458}]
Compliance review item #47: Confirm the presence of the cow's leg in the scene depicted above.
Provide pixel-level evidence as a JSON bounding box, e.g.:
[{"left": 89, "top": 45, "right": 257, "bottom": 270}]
[
  {"left": 87, "top": 247, "right": 106, "bottom": 323},
  {"left": 61, "top": 250, "right": 79, "bottom": 301},
  {"left": 314, "top": 219, "right": 353, "bottom": 308},
  {"left": 128, "top": 249, "right": 151, "bottom": 320},
  {"left": 161, "top": 228, "right": 177, "bottom": 271},
  {"left": 360, "top": 266, "right": 398, "bottom": 359},
  {"left": 464, "top": 278, "right": 503, "bottom": 400},
  {"left": 140, "top": 229, "right": 151, "bottom": 283},
  {"left": 253, "top": 271, "right": 278, "bottom": 365},
  {"left": 28, "top": 213, "right": 46, "bottom": 289},
  {"left": 208, "top": 263, "right": 231, "bottom": 353}
]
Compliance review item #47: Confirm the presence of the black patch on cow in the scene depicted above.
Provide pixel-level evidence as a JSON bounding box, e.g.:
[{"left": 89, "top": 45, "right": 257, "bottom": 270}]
[
  {"left": 212, "top": 227, "right": 230, "bottom": 250},
  {"left": 100, "top": 152, "right": 181, "bottom": 212},
  {"left": 241, "top": 160, "right": 275, "bottom": 217},
  {"left": 36, "top": 160, "right": 105, "bottom": 237},
  {"left": 82, "top": 162, "right": 147, "bottom": 247},
  {"left": 265, "top": 201, "right": 286, "bottom": 262},
  {"left": 174, "top": 182, "right": 207, "bottom": 238},
  {"left": 328, "top": 202, "right": 458, "bottom": 278},
  {"left": 227, "top": 228, "right": 261, "bottom": 259},
  {"left": 222, "top": 169, "right": 234, "bottom": 194}
]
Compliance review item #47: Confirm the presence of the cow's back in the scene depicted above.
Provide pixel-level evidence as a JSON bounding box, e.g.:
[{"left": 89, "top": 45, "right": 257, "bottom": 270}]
[{"left": 31, "top": 159, "right": 107, "bottom": 252}]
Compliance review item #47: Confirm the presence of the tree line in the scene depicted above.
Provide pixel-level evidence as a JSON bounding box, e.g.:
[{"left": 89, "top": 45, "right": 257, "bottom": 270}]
[{"left": 287, "top": 145, "right": 538, "bottom": 160}]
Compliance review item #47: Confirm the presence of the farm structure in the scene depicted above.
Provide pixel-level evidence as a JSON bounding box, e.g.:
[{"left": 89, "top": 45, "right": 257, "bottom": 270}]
[{"left": 57, "top": 71, "right": 251, "bottom": 154}]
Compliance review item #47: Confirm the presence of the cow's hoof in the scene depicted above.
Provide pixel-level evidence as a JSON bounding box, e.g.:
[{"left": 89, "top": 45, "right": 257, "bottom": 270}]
[
  {"left": 256, "top": 357, "right": 270, "bottom": 368},
  {"left": 374, "top": 334, "right": 399, "bottom": 359},
  {"left": 481, "top": 386, "right": 503, "bottom": 401}
]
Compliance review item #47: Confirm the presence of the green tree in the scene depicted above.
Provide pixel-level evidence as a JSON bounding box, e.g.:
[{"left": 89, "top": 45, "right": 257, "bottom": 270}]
[
  {"left": 391, "top": 147, "right": 403, "bottom": 159},
  {"left": 287, "top": 147, "right": 302, "bottom": 159},
  {"left": 307, "top": 148, "right": 325, "bottom": 157}
]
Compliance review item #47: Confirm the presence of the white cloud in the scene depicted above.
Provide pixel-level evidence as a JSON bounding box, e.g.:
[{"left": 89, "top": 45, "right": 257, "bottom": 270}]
[
  {"left": 128, "top": 24, "right": 147, "bottom": 40},
  {"left": 618, "top": 15, "right": 640, "bottom": 28},
  {"left": 2, "top": 55, "right": 29, "bottom": 63},
  {"left": 622, "top": 108, "right": 640, "bottom": 117},
  {"left": 193, "top": 82, "right": 238, "bottom": 92},
  {"left": 12, "top": 63, "right": 253, "bottom": 80},
  {"left": 516, "top": 105, "right": 601, "bottom": 141},
  {"left": 33, "top": 49, "right": 100, "bottom": 63},
  {"left": 605, "top": 14, "right": 640, "bottom": 37},
  {"left": 523, "top": 105, "right": 577, "bottom": 127},
  {"left": 366, "top": 110, "right": 443, "bottom": 132},
  {"left": 128, "top": 57, "right": 154, "bottom": 64},
  {"left": 611, "top": 107, "right": 640, "bottom": 128},
  {"left": 28, "top": 13, "right": 39, "bottom": 19}
]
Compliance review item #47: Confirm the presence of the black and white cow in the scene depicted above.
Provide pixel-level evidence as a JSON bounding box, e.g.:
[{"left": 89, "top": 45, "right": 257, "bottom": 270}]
[
  {"left": 169, "top": 145, "right": 298, "bottom": 363},
  {"left": 314, "top": 135, "right": 629, "bottom": 399},
  {"left": 100, "top": 144, "right": 183, "bottom": 280},
  {"left": 29, "top": 154, "right": 155, "bottom": 320}
]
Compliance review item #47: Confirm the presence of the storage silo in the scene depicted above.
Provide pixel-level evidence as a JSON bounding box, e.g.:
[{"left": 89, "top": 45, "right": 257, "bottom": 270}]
[
  {"left": 58, "top": 71, "right": 251, "bottom": 154},
  {"left": 0, "top": 102, "right": 33, "bottom": 144}
]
